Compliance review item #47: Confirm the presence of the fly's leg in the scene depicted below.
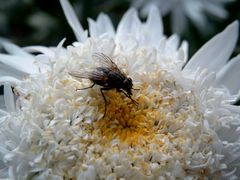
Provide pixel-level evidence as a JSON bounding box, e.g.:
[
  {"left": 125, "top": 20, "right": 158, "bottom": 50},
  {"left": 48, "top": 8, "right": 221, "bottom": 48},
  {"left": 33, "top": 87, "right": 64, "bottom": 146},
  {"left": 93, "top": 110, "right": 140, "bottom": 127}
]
[
  {"left": 100, "top": 87, "right": 112, "bottom": 118},
  {"left": 76, "top": 83, "right": 95, "bottom": 91},
  {"left": 132, "top": 87, "right": 140, "bottom": 91},
  {"left": 118, "top": 89, "right": 139, "bottom": 106}
]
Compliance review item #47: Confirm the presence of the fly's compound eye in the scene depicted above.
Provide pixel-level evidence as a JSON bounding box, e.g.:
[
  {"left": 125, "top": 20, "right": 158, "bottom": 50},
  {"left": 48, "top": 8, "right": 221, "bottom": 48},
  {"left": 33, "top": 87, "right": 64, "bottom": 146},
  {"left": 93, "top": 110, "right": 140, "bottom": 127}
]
[{"left": 123, "top": 78, "right": 132, "bottom": 85}]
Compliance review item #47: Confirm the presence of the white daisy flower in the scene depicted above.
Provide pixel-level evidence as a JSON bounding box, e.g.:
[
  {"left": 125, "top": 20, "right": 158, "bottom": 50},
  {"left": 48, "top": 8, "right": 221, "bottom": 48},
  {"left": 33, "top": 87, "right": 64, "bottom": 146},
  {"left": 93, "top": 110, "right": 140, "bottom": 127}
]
[
  {"left": 132, "top": 0, "right": 235, "bottom": 34},
  {"left": 0, "top": 0, "right": 240, "bottom": 179}
]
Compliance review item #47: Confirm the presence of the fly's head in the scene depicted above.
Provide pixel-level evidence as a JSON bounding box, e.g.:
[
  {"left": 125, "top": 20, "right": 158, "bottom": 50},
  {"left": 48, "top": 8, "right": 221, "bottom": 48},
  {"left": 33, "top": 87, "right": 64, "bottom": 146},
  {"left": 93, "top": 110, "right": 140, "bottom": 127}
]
[{"left": 123, "top": 77, "right": 133, "bottom": 95}]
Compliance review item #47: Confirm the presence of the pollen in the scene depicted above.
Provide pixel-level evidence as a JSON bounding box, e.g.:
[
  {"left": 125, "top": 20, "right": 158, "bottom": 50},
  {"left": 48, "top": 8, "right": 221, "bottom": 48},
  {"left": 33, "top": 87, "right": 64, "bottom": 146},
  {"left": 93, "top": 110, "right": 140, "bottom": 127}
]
[
  {"left": 96, "top": 92, "right": 155, "bottom": 146},
  {"left": 92, "top": 81, "right": 198, "bottom": 149}
]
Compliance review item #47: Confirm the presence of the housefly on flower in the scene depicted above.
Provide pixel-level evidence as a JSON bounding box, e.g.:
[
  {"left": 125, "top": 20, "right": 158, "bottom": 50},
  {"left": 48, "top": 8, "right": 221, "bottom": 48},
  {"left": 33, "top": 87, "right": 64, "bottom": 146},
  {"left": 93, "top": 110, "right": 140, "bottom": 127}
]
[{"left": 69, "top": 53, "right": 138, "bottom": 117}]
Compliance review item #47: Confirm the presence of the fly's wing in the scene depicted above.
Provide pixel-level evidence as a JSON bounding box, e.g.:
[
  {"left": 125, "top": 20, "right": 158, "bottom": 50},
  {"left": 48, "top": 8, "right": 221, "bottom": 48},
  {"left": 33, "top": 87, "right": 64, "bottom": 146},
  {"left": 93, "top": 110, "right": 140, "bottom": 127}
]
[
  {"left": 92, "top": 53, "right": 122, "bottom": 74},
  {"left": 69, "top": 69, "right": 108, "bottom": 82},
  {"left": 69, "top": 53, "right": 122, "bottom": 84},
  {"left": 69, "top": 71, "right": 92, "bottom": 80}
]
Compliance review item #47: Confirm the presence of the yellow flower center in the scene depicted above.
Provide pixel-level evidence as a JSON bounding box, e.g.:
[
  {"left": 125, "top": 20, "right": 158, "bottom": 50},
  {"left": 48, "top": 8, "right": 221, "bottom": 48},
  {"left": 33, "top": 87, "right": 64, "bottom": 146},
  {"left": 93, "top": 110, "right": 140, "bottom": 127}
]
[{"left": 90, "top": 82, "right": 198, "bottom": 149}]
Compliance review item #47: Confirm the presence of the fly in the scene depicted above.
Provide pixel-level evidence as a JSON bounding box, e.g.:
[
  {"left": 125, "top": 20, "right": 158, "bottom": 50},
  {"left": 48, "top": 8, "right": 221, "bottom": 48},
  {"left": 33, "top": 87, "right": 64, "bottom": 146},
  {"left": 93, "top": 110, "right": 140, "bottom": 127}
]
[{"left": 69, "top": 53, "right": 138, "bottom": 117}]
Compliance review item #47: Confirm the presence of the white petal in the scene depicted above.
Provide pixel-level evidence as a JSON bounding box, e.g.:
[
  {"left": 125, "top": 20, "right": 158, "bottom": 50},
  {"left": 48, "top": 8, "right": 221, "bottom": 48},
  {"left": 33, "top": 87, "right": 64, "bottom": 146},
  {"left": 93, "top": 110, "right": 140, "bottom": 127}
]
[
  {"left": 59, "top": 0, "right": 87, "bottom": 42},
  {"left": 0, "top": 64, "right": 28, "bottom": 80},
  {"left": 179, "top": 40, "right": 189, "bottom": 62},
  {"left": 204, "top": 2, "right": 228, "bottom": 19},
  {"left": 4, "top": 83, "right": 15, "bottom": 112},
  {"left": 200, "top": 72, "right": 216, "bottom": 91},
  {"left": 88, "top": 18, "right": 98, "bottom": 37},
  {"left": 145, "top": 5, "right": 163, "bottom": 40},
  {"left": 157, "top": 0, "right": 173, "bottom": 15},
  {"left": 23, "top": 46, "right": 55, "bottom": 57},
  {"left": 56, "top": 38, "right": 67, "bottom": 58},
  {"left": 97, "top": 13, "right": 115, "bottom": 36},
  {"left": 184, "top": 21, "right": 239, "bottom": 72},
  {"left": 171, "top": 6, "right": 186, "bottom": 34},
  {"left": 57, "top": 38, "right": 66, "bottom": 48},
  {"left": 0, "top": 109, "right": 8, "bottom": 118},
  {"left": 0, "top": 95, "right": 5, "bottom": 110},
  {"left": 88, "top": 14, "right": 115, "bottom": 38},
  {"left": 0, "top": 38, "right": 32, "bottom": 58},
  {"left": 0, "top": 54, "right": 37, "bottom": 74},
  {"left": 216, "top": 54, "right": 240, "bottom": 95},
  {"left": 0, "top": 76, "right": 20, "bottom": 86},
  {"left": 184, "top": 1, "right": 206, "bottom": 28},
  {"left": 116, "top": 8, "right": 141, "bottom": 42},
  {"left": 166, "top": 34, "right": 180, "bottom": 51}
]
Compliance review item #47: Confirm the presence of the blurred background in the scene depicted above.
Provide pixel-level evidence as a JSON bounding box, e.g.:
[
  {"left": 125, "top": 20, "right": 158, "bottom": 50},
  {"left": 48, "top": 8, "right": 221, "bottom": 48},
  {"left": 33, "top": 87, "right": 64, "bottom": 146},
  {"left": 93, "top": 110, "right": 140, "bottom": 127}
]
[{"left": 0, "top": 0, "right": 240, "bottom": 101}]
